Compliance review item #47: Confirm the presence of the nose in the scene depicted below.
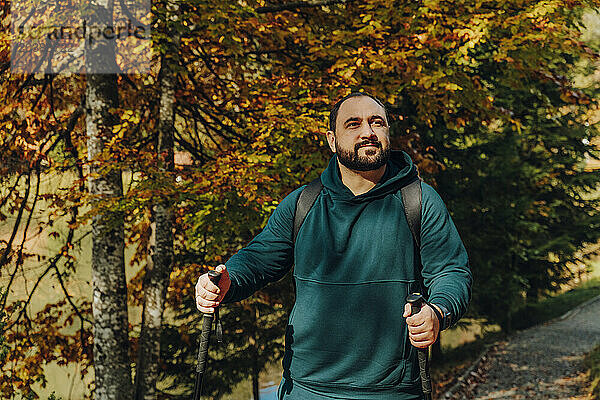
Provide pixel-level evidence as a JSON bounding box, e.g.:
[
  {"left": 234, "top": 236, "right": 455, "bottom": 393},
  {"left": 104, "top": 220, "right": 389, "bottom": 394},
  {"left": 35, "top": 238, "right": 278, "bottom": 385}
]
[
  {"left": 359, "top": 124, "right": 378, "bottom": 140},
  {"left": 360, "top": 128, "right": 379, "bottom": 142}
]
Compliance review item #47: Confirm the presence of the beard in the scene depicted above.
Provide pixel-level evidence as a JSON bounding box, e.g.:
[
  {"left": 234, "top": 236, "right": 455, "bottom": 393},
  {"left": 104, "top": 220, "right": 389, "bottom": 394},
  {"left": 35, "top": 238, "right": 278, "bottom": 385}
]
[{"left": 335, "top": 139, "right": 390, "bottom": 172}]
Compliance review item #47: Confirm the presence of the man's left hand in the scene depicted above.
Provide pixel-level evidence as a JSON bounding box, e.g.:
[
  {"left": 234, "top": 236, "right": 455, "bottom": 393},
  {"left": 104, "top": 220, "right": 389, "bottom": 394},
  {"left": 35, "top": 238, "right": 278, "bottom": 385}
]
[{"left": 402, "top": 303, "right": 441, "bottom": 348}]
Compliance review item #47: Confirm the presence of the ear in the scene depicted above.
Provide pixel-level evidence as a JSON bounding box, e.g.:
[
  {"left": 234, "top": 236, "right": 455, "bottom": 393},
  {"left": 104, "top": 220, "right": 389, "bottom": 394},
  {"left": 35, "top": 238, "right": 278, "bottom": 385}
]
[{"left": 326, "top": 130, "right": 336, "bottom": 153}]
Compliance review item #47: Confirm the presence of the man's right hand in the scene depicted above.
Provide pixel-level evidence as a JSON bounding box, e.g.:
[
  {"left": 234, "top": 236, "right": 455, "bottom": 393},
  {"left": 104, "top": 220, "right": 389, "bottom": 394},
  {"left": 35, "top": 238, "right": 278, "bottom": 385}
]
[{"left": 195, "top": 264, "right": 231, "bottom": 313}]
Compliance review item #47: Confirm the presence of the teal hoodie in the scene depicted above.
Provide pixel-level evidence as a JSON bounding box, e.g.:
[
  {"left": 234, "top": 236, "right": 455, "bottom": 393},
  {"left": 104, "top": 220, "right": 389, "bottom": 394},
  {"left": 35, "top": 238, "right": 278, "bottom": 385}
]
[{"left": 224, "top": 150, "right": 472, "bottom": 399}]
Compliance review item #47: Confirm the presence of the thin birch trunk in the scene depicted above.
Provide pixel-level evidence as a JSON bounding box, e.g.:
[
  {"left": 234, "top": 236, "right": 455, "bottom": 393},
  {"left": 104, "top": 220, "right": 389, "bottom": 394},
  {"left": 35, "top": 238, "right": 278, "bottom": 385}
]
[
  {"left": 85, "top": 1, "right": 131, "bottom": 399},
  {"left": 133, "top": 4, "right": 178, "bottom": 396}
]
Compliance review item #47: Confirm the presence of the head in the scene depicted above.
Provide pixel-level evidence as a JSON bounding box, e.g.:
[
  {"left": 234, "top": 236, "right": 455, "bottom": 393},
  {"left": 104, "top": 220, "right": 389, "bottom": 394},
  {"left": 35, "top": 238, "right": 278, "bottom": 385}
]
[{"left": 326, "top": 92, "right": 391, "bottom": 172}]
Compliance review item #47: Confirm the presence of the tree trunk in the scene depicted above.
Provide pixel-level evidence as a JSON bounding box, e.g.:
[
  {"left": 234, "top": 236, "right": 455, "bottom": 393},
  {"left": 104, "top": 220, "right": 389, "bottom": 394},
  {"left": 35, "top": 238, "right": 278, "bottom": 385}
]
[
  {"left": 133, "top": 6, "right": 178, "bottom": 397},
  {"left": 85, "top": 1, "right": 131, "bottom": 399},
  {"left": 87, "top": 82, "right": 132, "bottom": 400}
]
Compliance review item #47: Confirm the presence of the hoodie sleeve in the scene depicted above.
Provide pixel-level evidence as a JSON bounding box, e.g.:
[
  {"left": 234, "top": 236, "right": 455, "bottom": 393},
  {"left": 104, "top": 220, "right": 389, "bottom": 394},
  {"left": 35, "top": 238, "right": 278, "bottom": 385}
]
[
  {"left": 221, "top": 186, "right": 304, "bottom": 303},
  {"left": 419, "top": 183, "right": 472, "bottom": 327}
]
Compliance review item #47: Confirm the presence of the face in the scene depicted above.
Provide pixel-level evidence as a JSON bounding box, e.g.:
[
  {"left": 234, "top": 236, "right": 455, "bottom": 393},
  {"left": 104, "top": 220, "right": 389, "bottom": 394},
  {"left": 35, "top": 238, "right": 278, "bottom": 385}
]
[{"left": 326, "top": 96, "right": 391, "bottom": 172}]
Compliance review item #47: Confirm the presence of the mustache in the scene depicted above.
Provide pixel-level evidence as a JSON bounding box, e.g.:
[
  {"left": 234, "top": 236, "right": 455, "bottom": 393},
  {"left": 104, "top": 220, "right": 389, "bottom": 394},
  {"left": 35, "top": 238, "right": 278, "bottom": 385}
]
[{"left": 355, "top": 141, "right": 382, "bottom": 151}]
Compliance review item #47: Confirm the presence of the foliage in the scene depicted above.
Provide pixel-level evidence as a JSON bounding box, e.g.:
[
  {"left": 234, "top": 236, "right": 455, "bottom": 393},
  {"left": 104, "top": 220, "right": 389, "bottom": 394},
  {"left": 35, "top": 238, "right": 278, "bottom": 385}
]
[
  {"left": 585, "top": 343, "right": 600, "bottom": 399},
  {"left": 420, "top": 11, "right": 600, "bottom": 328},
  {"left": 510, "top": 277, "right": 600, "bottom": 330},
  {"left": 0, "top": 291, "right": 9, "bottom": 364}
]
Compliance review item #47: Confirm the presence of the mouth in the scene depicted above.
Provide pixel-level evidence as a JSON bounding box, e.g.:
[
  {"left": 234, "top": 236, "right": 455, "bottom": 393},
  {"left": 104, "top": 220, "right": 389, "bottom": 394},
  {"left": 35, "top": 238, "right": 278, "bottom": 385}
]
[{"left": 357, "top": 142, "right": 381, "bottom": 150}]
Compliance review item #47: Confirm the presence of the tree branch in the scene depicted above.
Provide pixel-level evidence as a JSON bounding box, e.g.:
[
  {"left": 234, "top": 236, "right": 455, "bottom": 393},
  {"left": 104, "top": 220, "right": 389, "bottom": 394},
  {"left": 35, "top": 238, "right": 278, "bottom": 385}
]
[
  {"left": 52, "top": 261, "right": 92, "bottom": 326},
  {"left": 255, "top": 0, "right": 354, "bottom": 13},
  {"left": 58, "top": 97, "right": 86, "bottom": 182},
  {"left": 173, "top": 128, "right": 215, "bottom": 163},
  {"left": 180, "top": 101, "right": 250, "bottom": 144},
  {"left": 3, "top": 262, "right": 53, "bottom": 333},
  {"left": 2, "top": 211, "right": 80, "bottom": 334},
  {"left": 0, "top": 172, "right": 31, "bottom": 305},
  {"left": 15, "top": 165, "right": 41, "bottom": 274},
  {"left": 30, "top": 74, "right": 51, "bottom": 112},
  {"left": 0, "top": 173, "right": 23, "bottom": 211}
]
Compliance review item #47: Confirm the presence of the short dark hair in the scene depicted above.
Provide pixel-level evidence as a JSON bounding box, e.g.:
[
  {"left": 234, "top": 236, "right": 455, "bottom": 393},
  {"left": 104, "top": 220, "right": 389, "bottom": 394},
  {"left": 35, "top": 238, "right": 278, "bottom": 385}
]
[{"left": 329, "top": 92, "right": 388, "bottom": 133}]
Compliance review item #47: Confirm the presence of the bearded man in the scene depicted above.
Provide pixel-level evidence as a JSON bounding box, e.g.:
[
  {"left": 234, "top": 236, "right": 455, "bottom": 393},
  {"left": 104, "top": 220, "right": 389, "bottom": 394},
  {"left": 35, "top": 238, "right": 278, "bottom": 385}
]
[{"left": 195, "top": 92, "right": 472, "bottom": 399}]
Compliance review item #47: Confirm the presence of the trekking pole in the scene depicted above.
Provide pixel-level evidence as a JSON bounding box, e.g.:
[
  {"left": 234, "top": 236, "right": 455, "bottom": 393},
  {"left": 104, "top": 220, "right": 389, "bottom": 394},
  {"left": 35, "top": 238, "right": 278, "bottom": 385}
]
[
  {"left": 193, "top": 270, "right": 222, "bottom": 400},
  {"left": 406, "top": 293, "right": 433, "bottom": 400}
]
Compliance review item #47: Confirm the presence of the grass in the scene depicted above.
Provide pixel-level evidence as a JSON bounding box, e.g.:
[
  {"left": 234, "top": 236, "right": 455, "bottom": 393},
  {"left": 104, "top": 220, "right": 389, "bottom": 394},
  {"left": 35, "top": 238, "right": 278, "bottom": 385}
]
[
  {"left": 510, "top": 276, "right": 600, "bottom": 331},
  {"left": 585, "top": 344, "right": 600, "bottom": 399}
]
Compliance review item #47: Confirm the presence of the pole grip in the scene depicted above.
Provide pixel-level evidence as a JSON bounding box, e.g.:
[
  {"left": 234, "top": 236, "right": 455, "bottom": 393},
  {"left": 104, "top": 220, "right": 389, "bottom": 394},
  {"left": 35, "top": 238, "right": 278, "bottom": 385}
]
[
  {"left": 208, "top": 270, "right": 222, "bottom": 286},
  {"left": 417, "top": 347, "right": 432, "bottom": 399},
  {"left": 406, "top": 293, "right": 433, "bottom": 400},
  {"left": 193, "top": 313, "right": 213, "bottom": 400},
  {"left": 208, "top": 270, "right": 223, "bottom": 343},
  {"left": 197, "top": 270, "right": 222, "bottom": 375},
  {"left": 196, "top": 314, "right": 214, "bottom": 373}
]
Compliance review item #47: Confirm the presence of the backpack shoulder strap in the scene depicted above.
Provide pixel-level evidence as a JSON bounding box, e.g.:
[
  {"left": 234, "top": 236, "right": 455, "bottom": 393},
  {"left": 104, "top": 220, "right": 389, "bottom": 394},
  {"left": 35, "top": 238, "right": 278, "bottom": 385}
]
[
  {"left": 401, "top": 178, "right": 422, "bottom": 249},
  {"left": 293, "top": 178, "right": 323, "bottom": 244},
  {"left": 401, "top": 177, "right": 425, "bottom": 295}
]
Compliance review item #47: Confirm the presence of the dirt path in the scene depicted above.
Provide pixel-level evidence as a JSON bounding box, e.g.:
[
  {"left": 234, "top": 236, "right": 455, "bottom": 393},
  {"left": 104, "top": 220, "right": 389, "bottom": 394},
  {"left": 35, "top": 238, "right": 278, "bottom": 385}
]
[{"left": 455, "top": 296, "right": 600, "bottom": 399}]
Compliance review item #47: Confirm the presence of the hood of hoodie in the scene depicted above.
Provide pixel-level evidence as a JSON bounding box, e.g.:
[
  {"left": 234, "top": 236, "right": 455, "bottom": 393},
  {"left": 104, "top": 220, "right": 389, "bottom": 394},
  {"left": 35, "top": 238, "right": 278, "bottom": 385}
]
[{"left": 320, "top": 149, "right": 419, "bottom": 202}]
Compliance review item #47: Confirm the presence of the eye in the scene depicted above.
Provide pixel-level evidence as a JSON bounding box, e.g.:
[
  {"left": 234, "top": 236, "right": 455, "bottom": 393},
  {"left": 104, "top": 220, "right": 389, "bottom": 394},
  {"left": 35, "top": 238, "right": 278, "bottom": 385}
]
[{"left": 371, "top": 119, "right": 384, "bottom": 127}]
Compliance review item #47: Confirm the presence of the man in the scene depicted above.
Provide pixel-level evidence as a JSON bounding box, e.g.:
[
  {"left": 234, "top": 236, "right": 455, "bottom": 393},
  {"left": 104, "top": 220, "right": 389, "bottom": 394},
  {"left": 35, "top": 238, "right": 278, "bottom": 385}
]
[{"left": 195, "top": 92, "right": 472, "bottom": 399}]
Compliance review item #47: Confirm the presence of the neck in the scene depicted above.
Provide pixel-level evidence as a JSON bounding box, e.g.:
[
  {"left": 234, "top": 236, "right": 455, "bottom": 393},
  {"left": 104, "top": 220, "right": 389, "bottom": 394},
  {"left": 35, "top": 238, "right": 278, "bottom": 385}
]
[{"left": 337, "top": 160, "right": 387, "bottom": 196}]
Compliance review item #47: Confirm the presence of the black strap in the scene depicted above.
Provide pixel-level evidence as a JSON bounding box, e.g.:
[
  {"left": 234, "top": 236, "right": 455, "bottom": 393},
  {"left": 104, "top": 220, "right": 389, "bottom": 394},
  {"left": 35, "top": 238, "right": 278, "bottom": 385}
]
[
  {"left": 401, "top": 177, "right": 424, "bottom": 298},
  {"left": 401, "top": 178, "right": 422, "bottom": 249},
  {"left": 293, "top": 178, "right": 323, "bottom": 244}
]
